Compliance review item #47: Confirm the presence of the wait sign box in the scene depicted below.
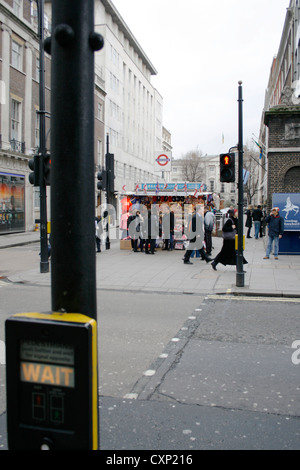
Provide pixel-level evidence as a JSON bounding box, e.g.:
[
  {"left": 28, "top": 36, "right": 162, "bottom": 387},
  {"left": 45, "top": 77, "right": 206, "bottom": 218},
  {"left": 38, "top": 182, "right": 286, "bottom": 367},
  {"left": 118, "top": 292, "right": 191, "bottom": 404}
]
[{"left": 5, "top": 312, "right": 98, "bottom": 450}]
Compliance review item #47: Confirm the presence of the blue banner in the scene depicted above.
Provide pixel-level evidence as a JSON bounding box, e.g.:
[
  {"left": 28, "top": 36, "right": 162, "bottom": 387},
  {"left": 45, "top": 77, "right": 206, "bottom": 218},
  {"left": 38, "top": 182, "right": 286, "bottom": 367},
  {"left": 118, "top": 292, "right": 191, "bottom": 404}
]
[{"left": 136, "top": 182, "right": 207, "bottom": 193}]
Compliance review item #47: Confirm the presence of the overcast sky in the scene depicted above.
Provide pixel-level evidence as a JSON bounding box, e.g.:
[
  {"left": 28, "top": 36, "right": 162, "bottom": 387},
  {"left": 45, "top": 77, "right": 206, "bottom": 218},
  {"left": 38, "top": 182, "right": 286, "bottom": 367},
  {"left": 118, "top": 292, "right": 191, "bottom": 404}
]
[{"left": 111, "top": 0, "right": 289, "bottom": 158}]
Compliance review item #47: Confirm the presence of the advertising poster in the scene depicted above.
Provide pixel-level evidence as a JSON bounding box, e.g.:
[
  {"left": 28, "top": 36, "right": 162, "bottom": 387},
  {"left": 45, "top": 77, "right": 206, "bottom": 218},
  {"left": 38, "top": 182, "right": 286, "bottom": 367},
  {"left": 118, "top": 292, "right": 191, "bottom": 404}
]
[
  {"left": 272, "top": 193, "right": 300, "bottom": 232},
  {"left": 0, "top": 172, "right": 25, "bottom": 234}
]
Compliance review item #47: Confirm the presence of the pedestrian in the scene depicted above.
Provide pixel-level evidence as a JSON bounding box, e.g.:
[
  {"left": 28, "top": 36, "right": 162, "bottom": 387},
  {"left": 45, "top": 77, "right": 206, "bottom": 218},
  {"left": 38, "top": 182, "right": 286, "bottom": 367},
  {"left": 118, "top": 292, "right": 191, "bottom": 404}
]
[
  {"left": 260, "top": 205, "right": 267, "bottom": 237},
  {"left": 95, "top": 216, "right": 102, "bottom": 253},
  {"left": 128, "top": 209, "right": 141, "bottom": 252},
  {"left": 162, "top": 209, "right": 175, "bottom": 251},
  {"left": 120, "top": 210, "right": 129, "bottom": 239},
  {"left": 226, "top": 205, "right": 234, "bottom": 218},
  {"left": 183, "top": 206, "right": 212, "bottom": 265},
  {"left": 252, "top": 205, "right": 263, "bottom": 239},
  {"left": 211, "top": 209, "right": 247, "bottom": 271},
  {"left": 263, "top": 207, "right": 284, "bottom": 260},
  {"left": 204, "top": 205, "right": 214, "bottom": 255},
  {"left": 139, "top": 206, "right": 148, "bottom": 252},
  {"left": 144, "top": 208, "right": 158, "bottom": 254},
  {"left": 127, "top": 208, "right": 136, "bottom": 251},
  {"left": 245, "top": 204, "right": 253, "bottom": 238}
]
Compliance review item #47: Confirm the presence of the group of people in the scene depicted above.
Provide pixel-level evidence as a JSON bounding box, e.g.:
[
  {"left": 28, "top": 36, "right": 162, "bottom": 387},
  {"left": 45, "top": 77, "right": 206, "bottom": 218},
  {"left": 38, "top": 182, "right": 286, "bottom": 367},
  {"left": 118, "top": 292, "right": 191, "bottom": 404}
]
[
  {"left": 245, "top": 204, "right": 285, "bottom": 259},
  {"left": 245, "top": 204, "right": 266, "bottom": 239},
  {"left": 127, "top": 207, "right": 175, "bottom": 254},
  {"left": 97, "top": 202, "right": 285, "bottom": 265}
]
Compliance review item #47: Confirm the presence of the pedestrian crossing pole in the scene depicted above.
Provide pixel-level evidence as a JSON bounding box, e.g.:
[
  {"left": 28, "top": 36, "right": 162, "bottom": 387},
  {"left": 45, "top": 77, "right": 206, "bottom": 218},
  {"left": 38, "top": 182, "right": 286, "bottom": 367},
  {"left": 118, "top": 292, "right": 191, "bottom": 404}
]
[
  {"left": 50, "top": 0, "right": 103, "bottom": 318},
  {"left": 236, "top": 81, "right": 245, "bottom": 287},
  {"left": 5, "top": 1, "right": 104, "bottom": 450}
]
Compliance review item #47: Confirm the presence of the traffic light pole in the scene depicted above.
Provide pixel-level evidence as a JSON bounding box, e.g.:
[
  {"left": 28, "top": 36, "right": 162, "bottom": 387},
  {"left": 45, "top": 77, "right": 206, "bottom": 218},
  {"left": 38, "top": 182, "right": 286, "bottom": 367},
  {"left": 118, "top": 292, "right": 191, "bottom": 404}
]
[
  {"left": 37, "top": 0, "right": 49, "bottom": 274},
  {"left": 105, "top": 134, "right": 110, "bottom": 250},
  {"left": 236, "top": 81, "right": 245, "bottom": 287}
]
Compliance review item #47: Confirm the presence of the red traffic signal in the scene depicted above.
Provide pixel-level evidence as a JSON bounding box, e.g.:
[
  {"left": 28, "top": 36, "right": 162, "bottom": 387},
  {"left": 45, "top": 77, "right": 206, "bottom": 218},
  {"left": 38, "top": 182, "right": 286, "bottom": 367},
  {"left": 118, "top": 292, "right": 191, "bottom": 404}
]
[{"left": 220, "top": 153, "right": 235, "bottom": 183}]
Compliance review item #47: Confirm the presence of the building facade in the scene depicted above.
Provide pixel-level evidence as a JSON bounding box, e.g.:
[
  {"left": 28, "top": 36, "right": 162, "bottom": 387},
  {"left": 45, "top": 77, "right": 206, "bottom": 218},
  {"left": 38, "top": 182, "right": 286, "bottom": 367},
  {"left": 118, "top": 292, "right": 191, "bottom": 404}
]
[
  {"left": 94, "top": 0, "right": 165, "bottom": 203},
  {"left": 0, "top": 0, "right": 51, "bottom": 233},
  {"left": 0, "top": 0, "right": 168, "bottom": 234},
  {"left": 259, "top": 0, "right": 300, "bottom": 208}
]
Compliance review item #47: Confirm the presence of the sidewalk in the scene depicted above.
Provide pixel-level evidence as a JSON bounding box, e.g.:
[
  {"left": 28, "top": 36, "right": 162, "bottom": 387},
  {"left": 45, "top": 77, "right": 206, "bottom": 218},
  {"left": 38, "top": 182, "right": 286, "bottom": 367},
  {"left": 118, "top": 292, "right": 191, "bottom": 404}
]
[
  {"left": 1, "top": 230, "right": 300, "bottom": 297},
  {"left": 1, "top": 231, "right": 300, "bottom": 451}
]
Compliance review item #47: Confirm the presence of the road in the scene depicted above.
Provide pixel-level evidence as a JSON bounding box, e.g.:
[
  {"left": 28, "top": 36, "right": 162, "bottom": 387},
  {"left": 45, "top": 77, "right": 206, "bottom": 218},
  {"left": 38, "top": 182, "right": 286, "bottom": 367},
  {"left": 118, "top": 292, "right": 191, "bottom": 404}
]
[{"left": 1, "top": 244, "right": 300, "bottom": 450}]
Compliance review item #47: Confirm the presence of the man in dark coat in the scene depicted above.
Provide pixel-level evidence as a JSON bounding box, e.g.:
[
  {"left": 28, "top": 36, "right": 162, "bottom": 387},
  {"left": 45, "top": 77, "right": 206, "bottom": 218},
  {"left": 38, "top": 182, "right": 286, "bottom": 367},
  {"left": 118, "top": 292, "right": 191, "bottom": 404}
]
[
  {"left": 263, "top": 207, "right": 284, "bottom": 260},
  {"left": 252, "top": 205, "right": 263, "bottom": 239}
]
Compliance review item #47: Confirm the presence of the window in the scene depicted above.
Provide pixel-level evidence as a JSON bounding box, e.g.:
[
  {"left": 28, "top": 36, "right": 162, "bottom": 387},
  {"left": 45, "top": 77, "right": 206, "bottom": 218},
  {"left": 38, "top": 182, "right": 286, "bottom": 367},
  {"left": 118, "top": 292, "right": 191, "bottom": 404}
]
[
  {"left": 12, "top": 40, "right": 22, "bottom": 70},
  {"left": 110, "top": 45, "right": 119, "bottom": 67},
  {"left": 97, "top": 102, "right": 103, "bottom": 121},
  {"left": 110, "top": 72, "right": 119, "bottom": 94},
  {"left": 11, "top": 99, "right": 21, "bottom": 141},
  {"left": 34, "top": 188, "right": 40, "bottom": 209},
  {"left": 35, "top": 55, "right": 40, "bottom": 82},
  {"left": 35, "top": 111, "right": 40, "bottom": 148},
  {"left": 209, "top": 180, "right": 215, "bottom": 192},
  {"left": 13, "top": 0, "right": 22, "bottom": 17},
  {"left": 109, "top": 100, "right": 120, "bottom": 121},
  {"left": 97, "top": 140, "right": 102, "bottom": 167}
]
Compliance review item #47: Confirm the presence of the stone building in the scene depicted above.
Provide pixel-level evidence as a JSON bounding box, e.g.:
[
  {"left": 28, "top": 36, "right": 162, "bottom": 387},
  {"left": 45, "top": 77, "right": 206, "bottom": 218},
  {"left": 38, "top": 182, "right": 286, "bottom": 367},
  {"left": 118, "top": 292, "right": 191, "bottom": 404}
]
[
  {"left": 259, "top": 0, "right": 300, "bottom": 208},
  {"left": 264, "top": 105, "right": 300, "bottom": 210}
]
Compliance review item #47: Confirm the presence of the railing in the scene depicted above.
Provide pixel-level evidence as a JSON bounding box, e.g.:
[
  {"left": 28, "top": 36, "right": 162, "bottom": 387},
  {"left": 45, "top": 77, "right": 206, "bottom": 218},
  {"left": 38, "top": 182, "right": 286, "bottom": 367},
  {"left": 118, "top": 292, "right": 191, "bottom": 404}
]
[{"left": 10, "top": 139, "right": 25, "bottom": 154}]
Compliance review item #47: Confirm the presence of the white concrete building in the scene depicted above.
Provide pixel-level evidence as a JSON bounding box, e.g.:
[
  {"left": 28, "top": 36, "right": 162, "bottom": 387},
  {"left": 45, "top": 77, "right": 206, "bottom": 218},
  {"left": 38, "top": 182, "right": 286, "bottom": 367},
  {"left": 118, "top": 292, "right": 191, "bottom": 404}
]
[{"left": 95, "top": 0, "right": 165, "bottom": 196}]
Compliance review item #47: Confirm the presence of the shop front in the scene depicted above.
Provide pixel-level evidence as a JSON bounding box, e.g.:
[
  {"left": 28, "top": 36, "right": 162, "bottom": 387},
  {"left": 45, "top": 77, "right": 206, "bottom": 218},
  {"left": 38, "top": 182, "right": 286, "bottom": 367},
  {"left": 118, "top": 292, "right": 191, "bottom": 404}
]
[
  {"left": 0, "top": 172, "right": 25, "bottom": 234},
  {"left": 120, "top": 182, "right": 217, "bottom": 250}
]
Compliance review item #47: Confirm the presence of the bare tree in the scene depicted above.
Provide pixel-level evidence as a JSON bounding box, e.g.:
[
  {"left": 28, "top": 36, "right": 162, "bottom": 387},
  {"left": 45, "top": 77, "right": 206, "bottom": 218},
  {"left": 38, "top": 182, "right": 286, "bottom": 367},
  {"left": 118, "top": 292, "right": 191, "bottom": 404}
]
[
  {"left": 243, "top": 145, "right": 260, "bottom": 204},
  {"left": 181, "top": 149, "right": 204, "bottom": 182}
]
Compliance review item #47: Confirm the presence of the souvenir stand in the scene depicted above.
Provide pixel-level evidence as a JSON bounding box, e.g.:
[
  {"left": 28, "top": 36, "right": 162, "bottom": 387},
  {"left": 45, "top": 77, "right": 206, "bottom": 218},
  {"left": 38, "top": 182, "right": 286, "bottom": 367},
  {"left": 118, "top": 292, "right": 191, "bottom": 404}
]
[{"left": 120, "top": 182, "right": 216, "bottom": 250}]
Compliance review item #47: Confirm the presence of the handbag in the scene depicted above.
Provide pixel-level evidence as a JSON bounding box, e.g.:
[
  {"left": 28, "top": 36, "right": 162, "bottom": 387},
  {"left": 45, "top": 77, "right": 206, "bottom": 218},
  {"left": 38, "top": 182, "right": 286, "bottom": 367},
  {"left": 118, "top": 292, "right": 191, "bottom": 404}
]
[
  {"left": 222, "top": 218, "right": 236, "bottom": 240},
  {"left": 222, "top": 230, "right": 236, "bottom": 240}
]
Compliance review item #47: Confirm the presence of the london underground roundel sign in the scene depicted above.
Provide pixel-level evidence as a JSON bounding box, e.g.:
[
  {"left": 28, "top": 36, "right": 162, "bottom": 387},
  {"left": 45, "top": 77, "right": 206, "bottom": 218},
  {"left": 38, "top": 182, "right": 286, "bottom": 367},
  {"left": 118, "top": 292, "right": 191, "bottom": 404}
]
[
  {"left": 156, "top": 154, "right": 170, "bottom": 166},
  {"left": 155, "top": 152, "right": 172, "bottom": 171}
]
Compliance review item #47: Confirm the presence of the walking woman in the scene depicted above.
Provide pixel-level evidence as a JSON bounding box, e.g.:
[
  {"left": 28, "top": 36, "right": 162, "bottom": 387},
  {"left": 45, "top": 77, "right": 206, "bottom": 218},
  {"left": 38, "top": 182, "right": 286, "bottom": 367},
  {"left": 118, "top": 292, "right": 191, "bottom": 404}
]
[
  {"left": 211, "top": 209, "right": 247, "bottom": 271},
  {"left": 245, "top": 204, "right": 253, "bottom": 238}
]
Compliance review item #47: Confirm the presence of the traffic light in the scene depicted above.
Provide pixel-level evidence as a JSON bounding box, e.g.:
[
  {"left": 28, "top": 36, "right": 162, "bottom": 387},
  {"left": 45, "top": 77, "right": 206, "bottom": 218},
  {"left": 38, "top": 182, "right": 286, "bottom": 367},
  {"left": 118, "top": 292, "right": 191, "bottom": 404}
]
[
  {"left": 28, "top": 154, "right": 40, "bottom": 186},
  {"left": 97, "top": 169, "right": 107, "bottom": 191},
  {"left": 43, "top": 154, "right": 51, "bottom": 186},
  {"left": 105, "top": 153, "right": 115, "bottom": 193},
  {"left": 220, "top": 153, "right": 235, "bottom": 183}
]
